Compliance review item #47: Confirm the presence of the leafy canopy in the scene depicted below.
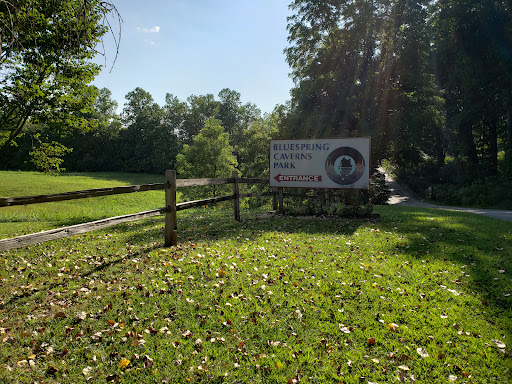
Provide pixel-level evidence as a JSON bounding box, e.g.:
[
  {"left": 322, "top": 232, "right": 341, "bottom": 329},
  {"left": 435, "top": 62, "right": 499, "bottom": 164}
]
[{"left": 0, "top": 0, "right": 120, "bottom": 148}]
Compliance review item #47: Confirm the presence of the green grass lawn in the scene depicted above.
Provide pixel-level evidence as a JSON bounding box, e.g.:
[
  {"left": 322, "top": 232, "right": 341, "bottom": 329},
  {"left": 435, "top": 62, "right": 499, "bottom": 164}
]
[
  {"left": 1, "top": 172, "right": 511, "bottom": 383},
  {"left": 0, "top": 171, "right": 169, "bottom": 236}
]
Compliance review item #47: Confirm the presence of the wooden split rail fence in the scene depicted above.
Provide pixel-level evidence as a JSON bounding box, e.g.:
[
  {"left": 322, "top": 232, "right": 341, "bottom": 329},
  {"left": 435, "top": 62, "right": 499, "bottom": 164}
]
[{"left": 0, "top": 170, "right": 281, "bottom": 252}]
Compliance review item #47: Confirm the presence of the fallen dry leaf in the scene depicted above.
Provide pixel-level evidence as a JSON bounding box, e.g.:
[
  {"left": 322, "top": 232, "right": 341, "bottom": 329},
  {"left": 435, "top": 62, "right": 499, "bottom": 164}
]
[
  {"left": 54, "top": 311, "right": 67, "bottom": 319},
  {"left": 2, "top": 336, "right": 15, "bottom": 344},
  {"left": 416, "top": 347, "right": 429, "bottom": 358},
  {"left": 46, "top": 365, "right": 58, "bottom": 376},
  {"left": 82, "top": 366, "right": 93, "bottom": 377},
  {"left": 490, "top": 339, "right": 506, "bottom": 349},
  {"left": 119, "top": 358, "right": 130, "bottom": 369},
  {"left": 106, "top": 374, "right": 119, "bottom": 383},
  {"left": 397, "top": 370, "right": 408, "bottom": 382},
  {"left": 76, "top": 311, "right": 87, "bottom": 321},
  {"left": 387, "top": 323, "right": 399, "bottom": 331},
  {"left": 182, "top": 330, "right": 192, "bottom": 338},
  {"left": 17, "top": 360, "right": 28, "bottom": 367}
]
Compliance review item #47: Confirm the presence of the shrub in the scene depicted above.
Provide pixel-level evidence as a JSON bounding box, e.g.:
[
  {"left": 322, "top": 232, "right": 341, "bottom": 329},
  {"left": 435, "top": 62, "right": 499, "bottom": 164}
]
[
  {"left": 281, "top": 174, "right": 386, "bottom": 217},
  {"left": 29, "top": 141, "right": 73, "bottom": 175}
]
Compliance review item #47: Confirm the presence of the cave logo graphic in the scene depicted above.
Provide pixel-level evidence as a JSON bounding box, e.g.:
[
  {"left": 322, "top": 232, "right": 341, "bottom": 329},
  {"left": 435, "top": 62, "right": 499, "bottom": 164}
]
[{"left": 325, "top": 147, "right": 365, "bottom": 185}]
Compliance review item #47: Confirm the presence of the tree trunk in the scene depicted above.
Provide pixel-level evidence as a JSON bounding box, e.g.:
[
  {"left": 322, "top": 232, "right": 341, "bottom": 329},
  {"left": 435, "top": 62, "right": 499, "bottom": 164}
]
[
  {"left": 506, "top": 108, "right": 512, "bottom": 176},
  {"left": 487, "top": 117, "right": 498, "bottom": 175},
  {"left": 459, "top": 116, "right": 478, "bottom": 176}
]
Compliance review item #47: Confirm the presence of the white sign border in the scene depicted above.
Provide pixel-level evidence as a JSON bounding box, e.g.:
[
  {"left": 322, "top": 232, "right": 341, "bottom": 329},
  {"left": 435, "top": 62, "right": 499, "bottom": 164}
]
[{"left": 269, "top": 137, "right": 371, "bottom": 189}]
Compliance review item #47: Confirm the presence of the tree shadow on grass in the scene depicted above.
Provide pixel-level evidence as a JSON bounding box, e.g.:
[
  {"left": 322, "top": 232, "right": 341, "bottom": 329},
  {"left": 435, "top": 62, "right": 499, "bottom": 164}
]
[
  {"left": 117, "top": 206, "right": 366, "bottom": 247},
  {"left": 375, "top": 205, "right": 512, "bottom": 316},
  {"left": 0, "top": 242, "right": 161, "bottom": 310},
  {"left": 117, "top": 205, "right": 510, "bottom": 344}
]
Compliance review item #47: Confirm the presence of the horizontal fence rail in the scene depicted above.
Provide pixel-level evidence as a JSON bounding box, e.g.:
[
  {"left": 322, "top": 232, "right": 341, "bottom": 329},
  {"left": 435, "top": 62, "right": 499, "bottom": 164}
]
[
  {"left": 0, "top": 178, "right": 270, "bottom": 208},
  {"left": 0, "top": 183, "right": 166, "bottom": 207},
  {"left": 0, "top": 208, "right": 167, "bottom": 252},
  {"left": 176, "top": 195, "right": 235, "bottom": 211},
  {"left": 0, "top": 172, "right": 272, "bottom": 252},
  {"left": 176, "top": 178, "right": 233, "bottom": 188}
]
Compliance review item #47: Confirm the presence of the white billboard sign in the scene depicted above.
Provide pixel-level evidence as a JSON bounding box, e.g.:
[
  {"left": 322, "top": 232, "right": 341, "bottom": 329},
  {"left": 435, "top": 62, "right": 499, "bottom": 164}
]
[{"left": 269, "top": 138, "right": 371, "bottom": 189}]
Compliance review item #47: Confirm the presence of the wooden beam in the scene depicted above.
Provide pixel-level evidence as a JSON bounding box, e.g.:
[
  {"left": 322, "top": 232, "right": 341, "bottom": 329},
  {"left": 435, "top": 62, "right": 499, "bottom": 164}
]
[
  {"left": 164, "top": 170, "right": 178, "bottom": 247},
  {"left": 175, "top": 178, "right": 234, "bottom": 188},
  {"left": 239, "top": 178, "right": 268, "bottom": 184},
  {"left": 0, "top": 178, "right": 270, "bottom": 208},
  {"left": 272, "top": 187, "right": 278, "bottom": 211},
  {"left": 175, "top": 195, "right": 234, "bottom": 211},
  {"left": 0, "top": 183, "right": 166, "bottom": 207},
  {"left": 278, "top": 188, "right": 284, "bottom": 214},
  {"left": 0, "top": 208, "right": 166, "bottom": 252},
  {"left": 232, "top": 171, "right": 240, "bottom": 221},
  {"left": 0, "top": 174, "right": 274, "bottom": 251}
]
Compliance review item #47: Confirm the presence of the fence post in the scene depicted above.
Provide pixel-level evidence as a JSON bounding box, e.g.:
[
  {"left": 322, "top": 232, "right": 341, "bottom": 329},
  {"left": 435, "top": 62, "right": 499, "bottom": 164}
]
[
  {"left": 278, "top": 187, "right": 284, "bottom": 214},
  {"left": 232, "top": 170, "right": 240, "bottom": 221},
  {"left": 164, "top": 170, "right": 178, "bottom": 247},
  {"left": 272, "top": 187, "right": 278, "bottom": 211}
]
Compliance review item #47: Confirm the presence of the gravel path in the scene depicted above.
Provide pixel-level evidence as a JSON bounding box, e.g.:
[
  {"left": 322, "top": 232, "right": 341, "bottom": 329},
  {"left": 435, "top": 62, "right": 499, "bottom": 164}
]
[{"left": 381, "top": 169, "right": 512, "bottom": 223}]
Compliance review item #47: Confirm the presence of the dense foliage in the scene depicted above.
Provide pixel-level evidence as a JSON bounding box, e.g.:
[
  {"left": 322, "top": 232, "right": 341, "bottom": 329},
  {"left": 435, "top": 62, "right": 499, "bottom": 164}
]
[
  {"left": 0, "top": 0, "right": 120, "bottom": 148},
  {"left": 282, "top": 0, "right": 512, "bottom": 207},
  {"left": 0, "top": 86, "right": 280, "bottom": 178}
]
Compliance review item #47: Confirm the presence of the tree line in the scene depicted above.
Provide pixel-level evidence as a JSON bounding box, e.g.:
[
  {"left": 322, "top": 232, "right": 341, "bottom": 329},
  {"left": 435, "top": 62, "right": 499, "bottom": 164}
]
[{"left": 0, "top": 86, "right": 283, "bottom": 179}]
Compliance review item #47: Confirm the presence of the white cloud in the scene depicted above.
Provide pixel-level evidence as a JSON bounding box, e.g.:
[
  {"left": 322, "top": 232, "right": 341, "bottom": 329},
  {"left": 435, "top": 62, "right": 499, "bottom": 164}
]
[{"left": 137, "top": 26, "right": 160, "bottom": 33}]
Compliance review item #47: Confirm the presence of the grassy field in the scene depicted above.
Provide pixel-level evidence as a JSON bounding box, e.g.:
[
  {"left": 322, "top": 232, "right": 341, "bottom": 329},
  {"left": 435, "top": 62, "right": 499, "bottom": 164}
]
[
  {"left": 0, "top": 171, "right": 169, "bottom": 237},
  {"left": 1, "top": 172, "right": 511, "bottom": 383}
]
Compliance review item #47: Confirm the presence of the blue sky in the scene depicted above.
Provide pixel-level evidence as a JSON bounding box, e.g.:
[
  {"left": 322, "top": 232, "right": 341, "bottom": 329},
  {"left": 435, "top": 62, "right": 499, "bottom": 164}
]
[{"left": 93, "top": 0, "right": 294, "bottom": 114}]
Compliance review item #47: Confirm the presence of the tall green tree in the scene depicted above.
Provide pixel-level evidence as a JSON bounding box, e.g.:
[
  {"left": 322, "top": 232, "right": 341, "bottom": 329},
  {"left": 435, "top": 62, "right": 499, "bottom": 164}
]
[
  {"left": 238, "top": 112, "right": 279, "bottom": 178},
  {"left": 62, "top": 87, "right": 122, "bottom": 171},
  {"left": 381, "top": 0, "right": 445, "bottom": 168},
  {"left": 120, "top": 87, "right": 181, "bottom": 174},
  {"left": 284, "top": 0, "right": 445, "bottom": 170},
  {"left": 217, "top": 88, "right": 242, "bottom": 139},
  {"left": 0, "top": 0, "right": 120, "bottom": 148},
  {"left": 181, "top": 94, "right": 219, "bottom": 144},
  {"left": 284, "top": 0, "right": 386, "bottom": 142},
  {"left": 433, "top": 0, "right": 512, "bottom": 176},
  {"left": 163, "top": 93, "right": 188, "bottom": 139},
  {"left": 176, "top": 117, "right": 237, "bottom": 197}
]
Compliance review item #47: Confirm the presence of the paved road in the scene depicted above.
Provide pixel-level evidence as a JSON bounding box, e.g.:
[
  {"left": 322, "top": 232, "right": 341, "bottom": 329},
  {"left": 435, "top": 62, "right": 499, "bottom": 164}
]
[{"left": 382, "top": 169, "right": 512, "bottom": 223}]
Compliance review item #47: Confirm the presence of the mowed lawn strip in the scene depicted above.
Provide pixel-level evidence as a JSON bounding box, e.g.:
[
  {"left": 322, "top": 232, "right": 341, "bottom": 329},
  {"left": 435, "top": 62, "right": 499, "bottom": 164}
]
[
  {"left": 0, "top": 171, "right": 170, "bottom": 237},
  {"left": 0, "top": 174, "right": 511, "bottom": 383}
]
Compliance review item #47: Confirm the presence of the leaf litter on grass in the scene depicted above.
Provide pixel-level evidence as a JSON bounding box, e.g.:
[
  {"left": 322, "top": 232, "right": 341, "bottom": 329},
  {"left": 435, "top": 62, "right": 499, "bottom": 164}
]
[{"left": 0, "top": 206, "right": 511, "bottom": 383}]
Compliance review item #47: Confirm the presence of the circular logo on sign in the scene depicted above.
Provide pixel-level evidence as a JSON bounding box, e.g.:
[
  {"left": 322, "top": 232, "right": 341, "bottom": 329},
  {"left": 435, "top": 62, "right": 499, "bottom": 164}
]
[{"left": 325, "top": 147, "right": 365, "bottom": 185}]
